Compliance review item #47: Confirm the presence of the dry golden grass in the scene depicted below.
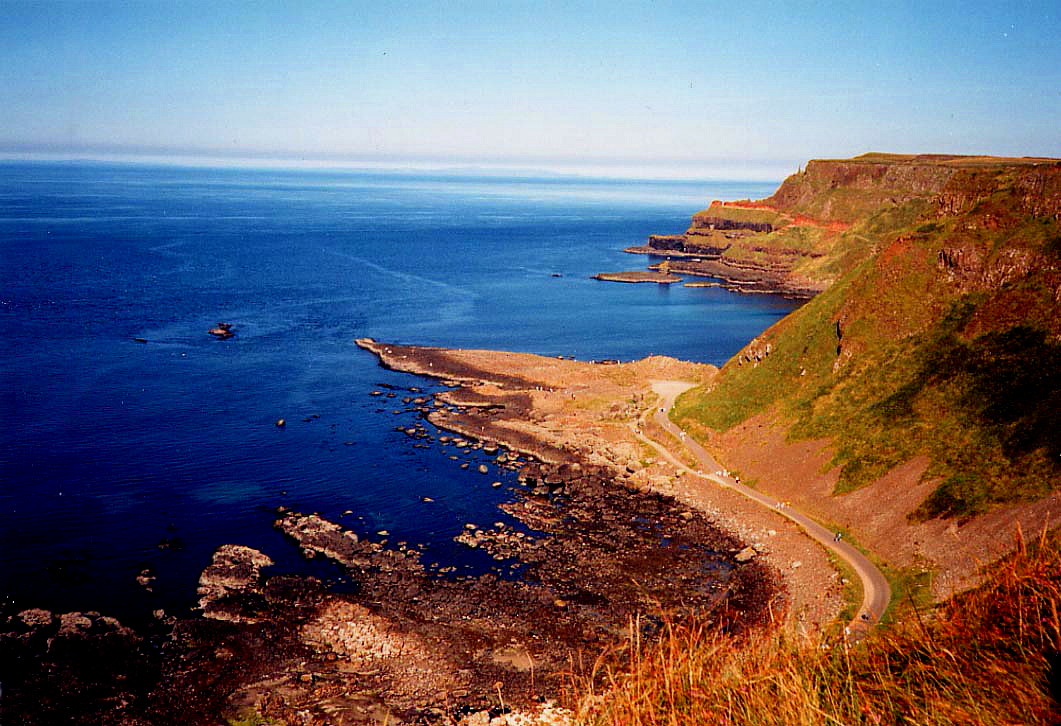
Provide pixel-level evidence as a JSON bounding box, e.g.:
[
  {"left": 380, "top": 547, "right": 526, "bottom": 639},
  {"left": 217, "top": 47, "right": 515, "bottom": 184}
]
[{"left": 570, "top": 527, "right": 1060, "bottom": 725}]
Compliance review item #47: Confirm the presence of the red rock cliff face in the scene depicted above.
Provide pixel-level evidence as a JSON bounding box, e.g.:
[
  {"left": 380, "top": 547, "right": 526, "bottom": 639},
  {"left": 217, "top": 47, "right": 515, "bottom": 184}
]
[
  {"left": 766, "top": 157, "right": 961, "bottom": 226},
  {"left": 937, "top": 166, "right": 1061, "bottom": 219},
  {"left": 769, "top": 155, "right": 1061, "bottom": 224},
  {"left": 646, "top": 154, "right": 1061, "bottom": 299}
]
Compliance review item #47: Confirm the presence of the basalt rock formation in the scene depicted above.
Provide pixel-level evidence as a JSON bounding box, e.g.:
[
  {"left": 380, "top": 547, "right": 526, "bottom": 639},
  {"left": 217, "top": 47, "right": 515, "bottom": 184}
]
[
  {"left": 673, "top": 153, "right": 1061, "bottom": 596},
  {"left": 633, "top": 153, "right": 1061, "bottom": 299}
]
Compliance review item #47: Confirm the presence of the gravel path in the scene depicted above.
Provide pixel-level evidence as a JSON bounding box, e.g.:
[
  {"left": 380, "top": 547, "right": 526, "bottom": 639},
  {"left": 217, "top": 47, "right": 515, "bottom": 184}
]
[{"left": 641, "top": 381, "right": 891, "bottom": 638}]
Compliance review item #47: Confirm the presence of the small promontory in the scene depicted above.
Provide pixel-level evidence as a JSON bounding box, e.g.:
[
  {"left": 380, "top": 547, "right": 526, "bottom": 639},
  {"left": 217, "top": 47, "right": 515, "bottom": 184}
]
[{"left": 631, "top": 153, "right": 1061, "bottom": 298}]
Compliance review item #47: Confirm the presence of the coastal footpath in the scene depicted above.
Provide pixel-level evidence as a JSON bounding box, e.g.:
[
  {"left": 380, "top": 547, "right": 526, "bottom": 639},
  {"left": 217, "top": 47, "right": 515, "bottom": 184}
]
[
  {"left": 4, "top": 153, "right": 1058, "bottom": 725},
  {"left": 355, "top": 338, "right": 848, "bottom": 629},
  {"left": 666, "top": 153, "right": 1060, "bottom": 600}
]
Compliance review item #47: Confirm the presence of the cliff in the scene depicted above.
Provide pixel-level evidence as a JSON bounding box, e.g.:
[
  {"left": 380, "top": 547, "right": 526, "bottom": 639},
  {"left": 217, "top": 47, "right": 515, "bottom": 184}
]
[
  {"left": 673, "top": 153, "right": 1061, "bottom": 594},
  {"left": 638, "top": 153, "right": 1061, "bottom": 298}
]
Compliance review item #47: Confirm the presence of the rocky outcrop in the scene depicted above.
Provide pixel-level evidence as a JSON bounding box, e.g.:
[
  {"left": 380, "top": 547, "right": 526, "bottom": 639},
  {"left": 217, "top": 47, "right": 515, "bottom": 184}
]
[
  {"left": 733, "top": 336, "right": 774, "bottom": 367},
  {"left": 0, "top": 608, "right": 154, "bottom": 725},
  {"left": 646, "top": 234, "right": 686, "bottom": 250},
  {"left": 937, "top": 165, "right": 1061, "bottom": 220},
  {"left": 634, "top": 154, "right": 1061, "bottom": 299},
  {"left": 196, "top": 544, "right": 276, "bottom": 622},
  {"left": 688, "top": 213, "right": 774, "bottom": 234},
  {"left": 769, "top": 154, "right": 1061, "bottom": 225},
  {"left": 681, "top": 153, "right": 1061, "bottom": 536},
  {"left": 593, "top": 270, "right": 682, "bottom": 284},
  {"left": 767, "top": 156, "right": 957, "bottom": 223},
  {"left": 274, "top": 511, "right": 424, "bottom": 576},
  {"left": 937, "top": 243, "right": 1051, "bottom": 293}
]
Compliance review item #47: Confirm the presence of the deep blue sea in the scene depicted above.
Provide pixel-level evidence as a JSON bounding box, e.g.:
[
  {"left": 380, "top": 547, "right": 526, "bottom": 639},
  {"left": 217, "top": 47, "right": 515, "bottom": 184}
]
[{"left": 0, "top": 162, "right": 798, "bottom": 622}]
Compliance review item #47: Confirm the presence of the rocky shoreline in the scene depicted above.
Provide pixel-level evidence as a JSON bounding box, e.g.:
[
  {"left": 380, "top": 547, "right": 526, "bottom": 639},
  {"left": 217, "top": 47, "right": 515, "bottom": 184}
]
[
  {"left": 591, "top": 270, "right": 682, "bottom": 284},
  {"left": 623, "top": 244, "right": 822, "bottom": 298},
  {"left": 1, "top": 340, "right": 789, "bottom": 726}
]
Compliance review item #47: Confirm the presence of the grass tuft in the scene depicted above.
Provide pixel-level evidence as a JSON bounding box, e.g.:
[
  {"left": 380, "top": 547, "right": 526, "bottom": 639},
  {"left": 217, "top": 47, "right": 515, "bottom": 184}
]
[{"left": 571, "top": 529, "right": 1061, "bottom": 725}]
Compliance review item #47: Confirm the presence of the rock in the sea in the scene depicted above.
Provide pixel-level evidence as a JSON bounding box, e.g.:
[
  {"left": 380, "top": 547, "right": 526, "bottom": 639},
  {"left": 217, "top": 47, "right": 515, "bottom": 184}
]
[
  {"left": 58, "top": 612, "right": 94, "bottom": 634},
  {"left": 18, "top": 608, "right": 55, "bottom": 627},
  {"left": 275, "top": 511, "right": 423, "bottom": 576},
  {"left": 136, "top": 568, "right": 156, "bottom": 591},
  {"left": 197, "top": 544, "right": 275, "bottom": 622}
]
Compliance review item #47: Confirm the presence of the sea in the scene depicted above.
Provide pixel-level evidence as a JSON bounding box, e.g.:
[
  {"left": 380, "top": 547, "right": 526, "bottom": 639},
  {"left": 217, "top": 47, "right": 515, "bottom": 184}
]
[{"left": 0, "top": 162, "right": 800, "bottom": 623}]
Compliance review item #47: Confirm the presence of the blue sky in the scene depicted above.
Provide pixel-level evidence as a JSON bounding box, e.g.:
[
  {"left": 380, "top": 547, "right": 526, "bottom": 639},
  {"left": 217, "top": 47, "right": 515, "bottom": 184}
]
[{"left": 1, "top": 0, "right": 1058, "bottom": 179}]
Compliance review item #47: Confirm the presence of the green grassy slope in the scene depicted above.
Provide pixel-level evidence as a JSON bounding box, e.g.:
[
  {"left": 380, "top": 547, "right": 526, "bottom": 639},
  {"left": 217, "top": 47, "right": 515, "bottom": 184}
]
[{"left": 675, "top": 158, "right": 1061, "bottom": 519}]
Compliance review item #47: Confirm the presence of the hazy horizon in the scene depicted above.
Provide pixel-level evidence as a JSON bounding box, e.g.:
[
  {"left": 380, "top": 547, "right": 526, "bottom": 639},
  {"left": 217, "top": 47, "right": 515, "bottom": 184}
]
[
  {"left": 0, "top": 145, "right": 801, "bottom": 182},
  {"left": 2, "top": 1, "right": 1059, "bottom": 179}
]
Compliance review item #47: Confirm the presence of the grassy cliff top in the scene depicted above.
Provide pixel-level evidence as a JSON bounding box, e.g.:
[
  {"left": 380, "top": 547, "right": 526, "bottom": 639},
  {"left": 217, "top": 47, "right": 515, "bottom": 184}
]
[
  {"left": 676, "top": 153, "right": 1061, "bottom": 521},
  {"left": 842, "top": 152, "right": 1061, "bottom": 167}
]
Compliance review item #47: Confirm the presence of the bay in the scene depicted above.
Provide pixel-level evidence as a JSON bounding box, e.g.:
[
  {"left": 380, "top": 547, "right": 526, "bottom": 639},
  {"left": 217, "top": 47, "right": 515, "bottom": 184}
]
[{"left": 0, "top": 162, "right": 798, "bottom": 621}]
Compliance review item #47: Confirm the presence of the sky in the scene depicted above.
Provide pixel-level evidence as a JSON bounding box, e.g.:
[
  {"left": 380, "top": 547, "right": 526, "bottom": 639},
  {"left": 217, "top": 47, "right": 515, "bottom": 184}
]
[{"left": 1, "top": 0, "right": 1059, "bottom": 179}]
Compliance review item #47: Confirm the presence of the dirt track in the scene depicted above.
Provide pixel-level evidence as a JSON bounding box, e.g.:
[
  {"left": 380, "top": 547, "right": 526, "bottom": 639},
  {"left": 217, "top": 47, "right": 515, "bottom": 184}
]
[
  {"left": 356, "top": 339, "right": 847, "bottom": 631},
  {"left": 642, "top": 381, "right": 890, "bottom": 638}
]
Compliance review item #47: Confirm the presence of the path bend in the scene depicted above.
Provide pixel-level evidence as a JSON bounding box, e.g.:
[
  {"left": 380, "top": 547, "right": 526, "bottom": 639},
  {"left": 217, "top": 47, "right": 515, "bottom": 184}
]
[{"left": 639, "top": 381, "right": 891, "bottom": 639}]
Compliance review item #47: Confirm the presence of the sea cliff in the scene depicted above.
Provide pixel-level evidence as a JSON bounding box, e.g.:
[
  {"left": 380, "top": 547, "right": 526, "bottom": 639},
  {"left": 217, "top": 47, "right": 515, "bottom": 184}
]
[
  {"left": 631, "top": 153, "right": 1061, "bottom": 298},
  {"left": 674, "top": 152, "right": 1061, "bottom": 598}
]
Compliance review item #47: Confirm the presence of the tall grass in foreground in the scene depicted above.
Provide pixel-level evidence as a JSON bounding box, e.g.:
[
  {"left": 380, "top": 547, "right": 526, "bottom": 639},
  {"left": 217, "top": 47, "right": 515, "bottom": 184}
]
[{"left": 572, "top": 528, "right": 1060, "bottom": 725}]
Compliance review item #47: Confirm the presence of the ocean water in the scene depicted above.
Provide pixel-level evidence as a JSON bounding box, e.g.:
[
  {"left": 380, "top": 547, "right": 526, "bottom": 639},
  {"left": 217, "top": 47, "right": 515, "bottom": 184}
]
[{"left": 0, "top": 162, "right": 798, "bottom": 621}]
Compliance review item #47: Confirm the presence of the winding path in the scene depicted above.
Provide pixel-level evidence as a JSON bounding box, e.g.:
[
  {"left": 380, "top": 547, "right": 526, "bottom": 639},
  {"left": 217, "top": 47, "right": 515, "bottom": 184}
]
[{"left": 637, "top": 381, "right": 891, "bottom": 639}]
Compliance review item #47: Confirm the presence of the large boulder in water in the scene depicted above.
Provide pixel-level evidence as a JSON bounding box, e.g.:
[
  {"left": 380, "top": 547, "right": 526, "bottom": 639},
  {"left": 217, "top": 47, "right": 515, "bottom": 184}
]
[{"left": 197, "top": 544, "right": 274, "bottom": 623}]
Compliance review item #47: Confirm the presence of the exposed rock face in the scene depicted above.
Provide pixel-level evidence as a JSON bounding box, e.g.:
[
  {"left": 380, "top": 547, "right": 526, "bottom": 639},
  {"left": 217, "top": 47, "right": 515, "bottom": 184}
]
[
  {"left": 197, "top": 544, "right": 275, "bottom": 622},
  {"left": 733, "top": 336, "right": 773, "bottom": 367},
  {"left": 937, "top": 243, "right": 1052, "bottom": 296},
  {"left": 646, "top": 234, "right": 686, "bottom": 250},
  {"left": 767, "top": 157, "right": 957, "bottom": 223},
  {"left": 937, "top": 245, "right": 985, "bottom": 286},
  {"left": 634, "top": 154, "right": 1061, "bottom": 299},
  {"left": 937, "top": 165, "right": 1061, "bottom": 220},
  {"left": 681, "top": 153, "right": 1061, "bottom": 542},
  {"left": 688, "top": 213, "right": 774, "bottom": 234}
]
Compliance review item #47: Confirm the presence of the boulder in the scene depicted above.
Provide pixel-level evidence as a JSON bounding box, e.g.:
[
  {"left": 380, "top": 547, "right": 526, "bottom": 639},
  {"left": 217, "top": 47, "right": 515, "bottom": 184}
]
[{"left": 734, "top": 546, "right": 757, "bottom": 563}]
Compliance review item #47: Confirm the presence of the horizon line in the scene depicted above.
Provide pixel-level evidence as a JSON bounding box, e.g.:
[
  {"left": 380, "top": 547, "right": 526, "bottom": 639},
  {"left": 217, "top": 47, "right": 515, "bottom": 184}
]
[{"left": 0, "top": 144, "right": 796, "bottom": 182}]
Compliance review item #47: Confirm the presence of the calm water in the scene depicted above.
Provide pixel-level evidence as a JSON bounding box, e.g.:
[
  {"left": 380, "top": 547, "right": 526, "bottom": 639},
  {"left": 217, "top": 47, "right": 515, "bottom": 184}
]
[{"left": 0, "top": 162, "right": 797, "bottom": 621}]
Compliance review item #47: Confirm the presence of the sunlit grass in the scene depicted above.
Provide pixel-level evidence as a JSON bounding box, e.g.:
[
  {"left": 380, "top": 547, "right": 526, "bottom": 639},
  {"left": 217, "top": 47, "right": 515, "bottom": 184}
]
[{"left": 571, "top": 529, "right": 1061, "bottom": 725}]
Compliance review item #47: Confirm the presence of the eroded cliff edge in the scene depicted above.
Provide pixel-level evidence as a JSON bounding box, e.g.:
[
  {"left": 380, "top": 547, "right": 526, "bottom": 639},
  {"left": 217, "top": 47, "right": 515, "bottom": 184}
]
[
  {"left": 631, "top": 153, "right": 1061, "bottom": 298},
  {"left": 672, "top": 152, "right": 1061, "bottom": 599}
]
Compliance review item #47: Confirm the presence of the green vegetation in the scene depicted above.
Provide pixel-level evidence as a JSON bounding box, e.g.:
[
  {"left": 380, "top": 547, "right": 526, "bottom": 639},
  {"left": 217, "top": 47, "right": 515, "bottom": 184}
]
[
  {"left": 675, "top": 165, "right": 1061, "bottom": 519},
  {"left": 573, "top": 530, "right": 1061, "bottom": 725},
  {"left": 694, "top": 205, "right": 785, "bottom": 228},
  {"left": 878, "top": 562, "right": 934, "bottom": 626},
  {"left": 672, "top": 271, "right": 853, "bottom": 431},
  {"left": 573, "top": 156, "right": 1061, "bottom": 726},
  {"left": 825, "top": 549, "right": 862, "bottom": 625}
]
